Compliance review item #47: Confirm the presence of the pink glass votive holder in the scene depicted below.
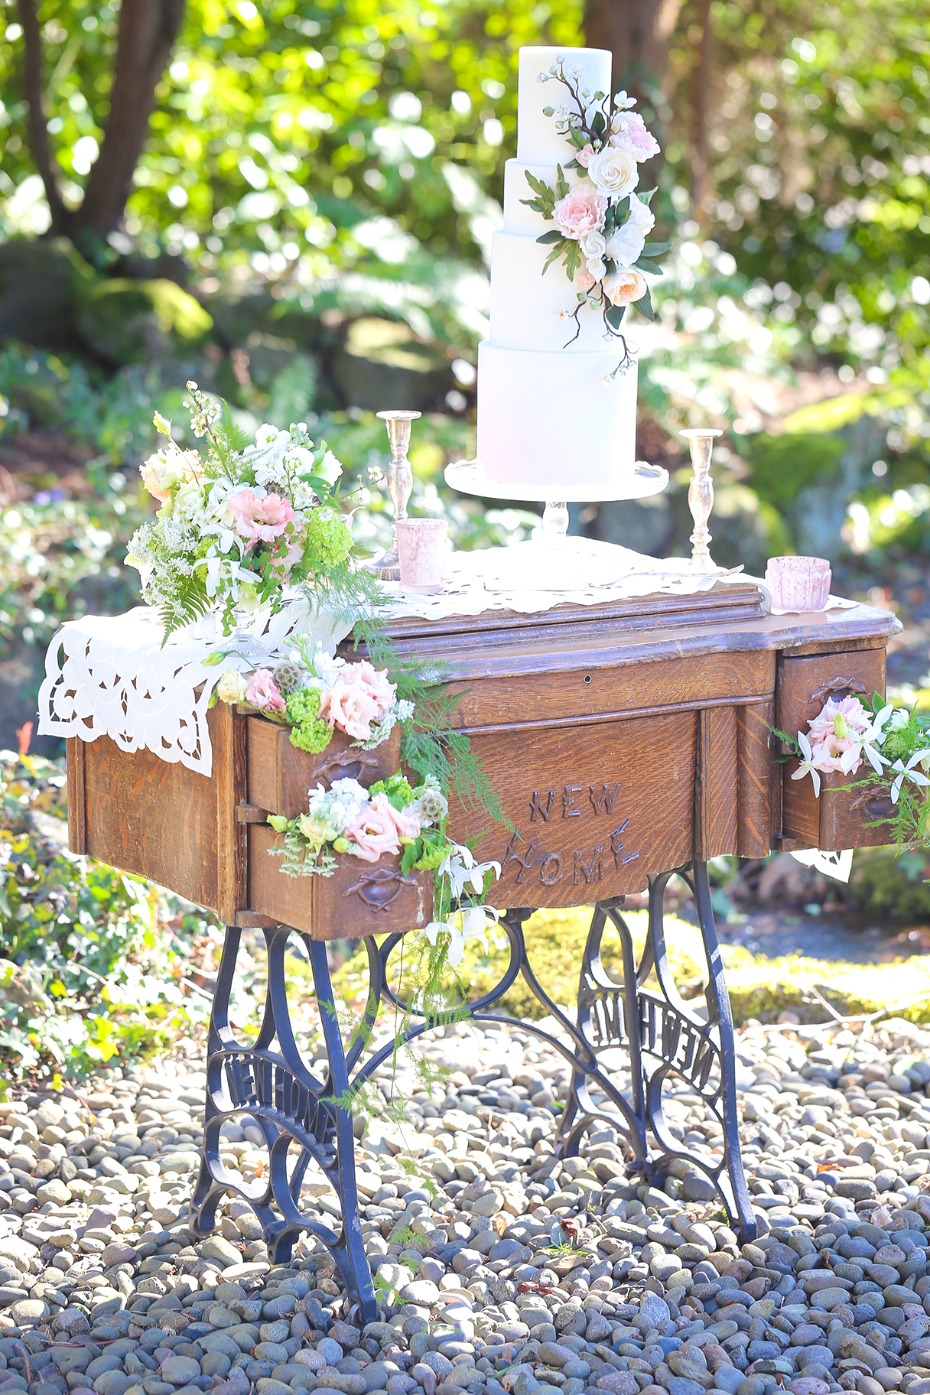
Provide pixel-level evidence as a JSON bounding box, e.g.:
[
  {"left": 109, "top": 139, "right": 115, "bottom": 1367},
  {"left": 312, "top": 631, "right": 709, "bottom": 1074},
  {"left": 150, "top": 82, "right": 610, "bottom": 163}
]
[
  {"left": 396, "top": 517, "right": 449, "bottom": 594},
  {"left": 765, "top": 555, "right": 832, "bottom": 612}
]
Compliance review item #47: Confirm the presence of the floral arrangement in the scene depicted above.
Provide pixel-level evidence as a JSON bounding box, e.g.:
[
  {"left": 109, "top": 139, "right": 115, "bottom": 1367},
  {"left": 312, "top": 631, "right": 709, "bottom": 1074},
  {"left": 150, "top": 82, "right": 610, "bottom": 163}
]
[
  {"left": 268, "top": 770, "right": 500, "bottom": 964},
  {"left": 782, "top": 693, "right": 930, "bottom": 848},
  {"left": 127, "top": 382, "right": 364, "bottom": 640},
  {"left": 215, "top": 639, "right": 413, "bottom": 755},
  {"left": 523, "top": 57, "right": 667, "bottom": 353}
]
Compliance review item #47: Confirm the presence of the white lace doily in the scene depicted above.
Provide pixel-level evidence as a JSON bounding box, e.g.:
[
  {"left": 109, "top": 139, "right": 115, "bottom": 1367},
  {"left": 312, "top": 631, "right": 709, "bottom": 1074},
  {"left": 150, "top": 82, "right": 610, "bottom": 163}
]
[
  {"left": 37, "top": 601, "right": 351, "bottom": 777},
  {"left": 37, "top": 541, "right": 853, "bottom": 777}
]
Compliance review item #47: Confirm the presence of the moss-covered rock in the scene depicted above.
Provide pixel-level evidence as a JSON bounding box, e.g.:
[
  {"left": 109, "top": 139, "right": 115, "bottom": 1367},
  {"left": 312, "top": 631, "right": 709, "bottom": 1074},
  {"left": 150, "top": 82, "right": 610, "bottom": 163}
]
[
  {"left": 742, "top": 409, "right": 887, "bottom": 557},
  {"left": 0, "top": 237, "right": 90, "bottom": 351},
  {"left": 75, "top": 277, "right": 213, "bottom": 366}
]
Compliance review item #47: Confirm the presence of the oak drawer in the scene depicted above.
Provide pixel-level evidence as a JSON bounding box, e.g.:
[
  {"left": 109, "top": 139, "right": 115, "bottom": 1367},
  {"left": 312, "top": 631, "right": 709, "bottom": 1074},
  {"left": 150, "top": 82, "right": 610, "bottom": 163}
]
[
  {"left": 246, "top": 718, "right": 401, "bottom": 820},
  {"left": 248, "top": 825, "right": 433, "bottom": 938},
  {"left": 777, "top": 646, "right": 893, "bottom": 851}
]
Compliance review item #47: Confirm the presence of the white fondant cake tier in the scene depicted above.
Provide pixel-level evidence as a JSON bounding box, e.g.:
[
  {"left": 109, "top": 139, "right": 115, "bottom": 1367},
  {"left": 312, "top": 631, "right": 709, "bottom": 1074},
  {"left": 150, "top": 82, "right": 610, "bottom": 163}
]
[
  {"left": 476, "top": 341, "right": 637, "bottom": 489},
  {"left": 488, "top": 229, "right": 607, "bottom": 351},
  {"left": 502, "top": 158, "right": 583, "bottom": 235},
  {"left": 516, "top": 47, "right": 612, "bottom": 166}
]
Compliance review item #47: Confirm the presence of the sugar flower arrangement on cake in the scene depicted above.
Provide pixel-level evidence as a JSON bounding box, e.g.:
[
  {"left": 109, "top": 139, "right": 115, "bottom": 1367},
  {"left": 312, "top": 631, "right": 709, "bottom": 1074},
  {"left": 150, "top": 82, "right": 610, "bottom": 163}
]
[
  {"left": 215, "top": 639, "right": 413, "bottom": 754},
  {"left": 523, "top": 56, "right": 667, "bottom": 348},
  {"left": 782, "top": 693, "right": 930, "bottom": 849},
  {"left": 127, "top": 382, "right": 365, "bottom": 641},
  {"left": 268, "top": 771, "right": 500, "bottom": 965}
]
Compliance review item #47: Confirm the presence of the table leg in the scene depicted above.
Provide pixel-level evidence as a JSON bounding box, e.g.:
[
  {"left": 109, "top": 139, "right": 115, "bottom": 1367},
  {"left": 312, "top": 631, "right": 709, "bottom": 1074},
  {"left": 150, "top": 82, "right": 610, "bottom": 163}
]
[
  {"left": 190, "top": 923, "right": 378, "bottom": 1319},
  {"left": 562, "top": 860, "right": 756, "bottom": 1237},
  {"left": 191, "top": 871, "right": 755, "bottom": 1317}
]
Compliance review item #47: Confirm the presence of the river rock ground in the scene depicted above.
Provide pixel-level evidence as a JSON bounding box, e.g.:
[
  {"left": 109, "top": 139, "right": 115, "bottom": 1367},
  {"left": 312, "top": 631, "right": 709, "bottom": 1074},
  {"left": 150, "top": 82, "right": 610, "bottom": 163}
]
[{"left": 6, "top": 1016, "right": 930, "bottom": 1395}]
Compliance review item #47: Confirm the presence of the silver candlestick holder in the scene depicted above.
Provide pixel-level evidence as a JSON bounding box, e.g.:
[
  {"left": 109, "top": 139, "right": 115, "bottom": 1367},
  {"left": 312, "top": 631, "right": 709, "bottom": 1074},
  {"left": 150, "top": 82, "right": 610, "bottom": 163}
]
[
  {"left": 681, "top": 427, "right": 722, "bottom": 573},
  {"left": 372, "top": 409, "right": 421, "bottom": 581}
]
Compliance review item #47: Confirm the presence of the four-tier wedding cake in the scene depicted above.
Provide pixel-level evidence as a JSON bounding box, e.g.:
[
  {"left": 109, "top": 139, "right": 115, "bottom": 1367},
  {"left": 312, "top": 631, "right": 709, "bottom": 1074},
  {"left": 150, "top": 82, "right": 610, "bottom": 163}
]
[{"left": 473, "top": 45, "right": 662, "bottom": 497}]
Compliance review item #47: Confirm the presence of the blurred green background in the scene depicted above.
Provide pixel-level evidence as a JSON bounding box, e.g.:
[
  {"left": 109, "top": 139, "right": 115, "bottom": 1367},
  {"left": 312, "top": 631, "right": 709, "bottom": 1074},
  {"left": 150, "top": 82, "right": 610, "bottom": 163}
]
[{"left": 1, "top": 0, "right": 929, "bottom": 1081}]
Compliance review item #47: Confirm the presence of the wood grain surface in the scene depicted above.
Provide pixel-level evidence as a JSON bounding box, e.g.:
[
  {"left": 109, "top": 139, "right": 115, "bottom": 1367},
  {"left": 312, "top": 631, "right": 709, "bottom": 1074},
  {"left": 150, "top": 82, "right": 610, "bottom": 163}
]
[{"left": 67, "top": 591, "right": 899, "bottom": 931}]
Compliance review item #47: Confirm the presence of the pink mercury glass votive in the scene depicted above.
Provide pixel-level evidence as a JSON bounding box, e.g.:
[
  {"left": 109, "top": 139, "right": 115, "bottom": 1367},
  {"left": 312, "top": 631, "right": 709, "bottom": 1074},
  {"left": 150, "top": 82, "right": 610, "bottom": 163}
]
[
  {"left": 765, "top": 555, "right": 832, "bottom": 612},
  {"left": 396, "top": 517, "right": 449, "bottom": 594}
]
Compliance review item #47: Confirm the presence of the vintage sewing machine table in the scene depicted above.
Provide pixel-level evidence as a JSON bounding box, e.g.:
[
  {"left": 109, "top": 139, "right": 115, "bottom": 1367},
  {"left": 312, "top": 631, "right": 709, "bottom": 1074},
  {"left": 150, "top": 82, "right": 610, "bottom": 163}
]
[{"left": 65, "top": 582, "right": 899, "bottom": 1317}]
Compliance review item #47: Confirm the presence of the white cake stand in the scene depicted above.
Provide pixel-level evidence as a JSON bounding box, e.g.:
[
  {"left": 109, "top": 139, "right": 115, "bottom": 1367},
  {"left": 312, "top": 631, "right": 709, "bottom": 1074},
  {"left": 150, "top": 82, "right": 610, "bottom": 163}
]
[{"left": 445, "top": 458, "right": 670, "bottom": 587}]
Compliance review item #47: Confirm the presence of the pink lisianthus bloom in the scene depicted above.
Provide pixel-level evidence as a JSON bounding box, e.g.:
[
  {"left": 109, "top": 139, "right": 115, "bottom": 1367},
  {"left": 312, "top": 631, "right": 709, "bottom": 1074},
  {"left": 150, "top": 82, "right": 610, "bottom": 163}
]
[
  {"left": 552, "top": 182, "right": 606, "bottom": 240},
  {"left": 228, "top": 488, "right": 296, "bottom": 546},
  {"left": 807, "top": 735, "right": 863, "bottom": 775},
  {"left": 345, "top": 794, "right": 402, "bottom": 863},
  {"left": 320, "top": 671, "right": 382, "bottom": 741},
  {"left": 244, "top": 668, "right": 287, "bottom": 713},
  {"left": 380, "top": 798, "right": 422, "bottom": 842},
  {"left": 807, "top": 695, "right": 870, "bottom": 746},
  {"left": 351, "top": 660, "right": 396, "bottom": 718}
]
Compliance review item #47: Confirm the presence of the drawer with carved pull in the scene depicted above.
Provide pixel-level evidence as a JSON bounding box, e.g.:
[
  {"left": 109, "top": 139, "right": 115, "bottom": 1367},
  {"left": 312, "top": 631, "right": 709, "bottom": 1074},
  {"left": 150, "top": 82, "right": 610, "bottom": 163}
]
[{"left": 776, "top": 647, "right": 894, "bottom": 851}]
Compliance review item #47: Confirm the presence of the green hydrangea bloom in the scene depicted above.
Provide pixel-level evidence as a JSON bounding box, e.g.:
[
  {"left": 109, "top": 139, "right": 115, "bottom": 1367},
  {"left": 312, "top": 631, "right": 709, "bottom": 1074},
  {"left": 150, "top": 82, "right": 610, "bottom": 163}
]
[
  {"left": 286, "top": 686, "right": 332, "bottom": 754},
  {"left": 302, "top": 507, "right": 353, "bottom": 571},
  {"left": 286, "top": 686, "right": 322, "bottom": 724},
  {"left": 371, "top": 773, "right": 414, "bottom": 805}
]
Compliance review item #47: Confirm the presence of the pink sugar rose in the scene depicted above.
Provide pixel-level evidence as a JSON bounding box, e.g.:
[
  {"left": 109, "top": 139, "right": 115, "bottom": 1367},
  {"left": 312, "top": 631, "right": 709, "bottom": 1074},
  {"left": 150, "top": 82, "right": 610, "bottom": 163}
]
[
  {"left": 345, "top": 793, "right": 402, "bottom": 863},
  {"left": 610, "top": 110, "right": 661, "bottom": 163},
  {"left": 552, "top": 181, "right": 606, "bottom": 241},
  {"left": 244, "top": 668, "right": 287, "bottom": 713},
  {"left": 228, "top": 488, "right": 296, "bottom": 546},
  {"left": 576, "top": 143, "right": 595, "bottom": 168},
  {"left": 320, "top": 671, "right": 381, "bottom": 741},
  {"left": 578, "top": 271, "right": 597, "bottom": 292},
  {"left": 351, "top": 659, "right": 396, "bottom": 717}
]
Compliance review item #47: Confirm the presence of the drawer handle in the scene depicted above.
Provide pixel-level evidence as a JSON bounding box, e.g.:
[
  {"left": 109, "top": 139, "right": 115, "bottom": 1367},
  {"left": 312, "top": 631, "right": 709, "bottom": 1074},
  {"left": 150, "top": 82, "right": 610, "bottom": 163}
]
[
  {"left": 809, "top": 676, "right": 869, "bottom": 703},
  {"left": 849, "top": 790, "right": 895, "bottom": 822}
]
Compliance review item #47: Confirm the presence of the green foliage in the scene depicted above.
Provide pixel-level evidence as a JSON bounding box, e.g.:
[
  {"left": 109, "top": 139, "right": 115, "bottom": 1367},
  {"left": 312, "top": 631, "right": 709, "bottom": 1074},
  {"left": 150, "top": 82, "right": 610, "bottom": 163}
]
[{"left": 0, "top": 749, "right": 209, "bottom": 1082}]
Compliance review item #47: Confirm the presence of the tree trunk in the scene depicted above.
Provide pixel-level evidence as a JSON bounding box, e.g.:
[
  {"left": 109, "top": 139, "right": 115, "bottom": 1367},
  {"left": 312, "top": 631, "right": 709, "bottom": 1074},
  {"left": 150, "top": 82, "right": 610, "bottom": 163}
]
[
  {"left": 16, "top": 0, "right": 68, "bottom": 233},
  {"left": 584, "top": 0, "right": 683, "bottom": 103},
  {"left": 76, "top": 0, "right": 186, "bottom": 242},
  {"left": 691, "top": 0, "right": 713, "bottom": 223}
]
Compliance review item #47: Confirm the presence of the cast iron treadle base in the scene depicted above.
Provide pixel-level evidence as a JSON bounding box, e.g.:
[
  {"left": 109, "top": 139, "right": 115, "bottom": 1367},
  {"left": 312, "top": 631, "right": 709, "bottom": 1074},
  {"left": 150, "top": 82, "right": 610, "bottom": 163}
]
[{"left": 190, "top": 859, "right": 756, "bottom": 1319}]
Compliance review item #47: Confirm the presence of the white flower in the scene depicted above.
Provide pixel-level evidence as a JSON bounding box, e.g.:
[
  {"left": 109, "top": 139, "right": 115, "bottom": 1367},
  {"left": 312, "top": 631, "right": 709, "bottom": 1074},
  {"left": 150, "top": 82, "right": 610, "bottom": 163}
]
[
  {"left": 585, "top": 257, "right": 607, "bottom": 280},
  {"left": 791, "top": 731, "right": 822, "bottom": 798},
  {"left": 419, "top": 905, "right": 499, "bottom": 967},
  {"left": 440, "top": 844, "right": 502, "bottom": 899},
  {"left": 580, "top": 230, "right": 606, "bottom": 261},
  {"left": 890, "top": 708, "right": 910, "bottom": 730},
  {"left": 586, "top": 145, "right": 638, "bottom": 199},
  {"left": 613, "top": 89, "right": 637, "bottom": 110},
  {"left": 317, "top": 450, "right": 343, "bottom": 486},
  {"left": 606, "top": 222, "right": 647, "bottom": 268},
  {"left": 889, "top": 752, "right": 930, "bottom": 804},
  {"left": 860, "top": 703, "right": 894, "bottom": 773},
  {"left": 626, "top": 191, "right": 656, "bottom": 230}
]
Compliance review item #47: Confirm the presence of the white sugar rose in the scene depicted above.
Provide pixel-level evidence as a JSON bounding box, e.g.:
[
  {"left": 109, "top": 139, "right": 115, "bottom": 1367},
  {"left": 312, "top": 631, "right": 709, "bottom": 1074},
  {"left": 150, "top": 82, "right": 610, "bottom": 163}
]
[
  {"left": 602, "top": 269, "right": 649, "bottom": 306},
  {"left": 606, "top": 221, "right": 647, "bottom": 267},
  {"left": 586, "top": 145, "right": 638, "bottom": 199},
  {"left": 585, "top": 257, "right": 607, "bottom": 280},
  {"left": 626, "top": 191, "right": 656, "bottom": 231},
  {"left": 580, "top": 230, "right": 606, "bottom": 261}
]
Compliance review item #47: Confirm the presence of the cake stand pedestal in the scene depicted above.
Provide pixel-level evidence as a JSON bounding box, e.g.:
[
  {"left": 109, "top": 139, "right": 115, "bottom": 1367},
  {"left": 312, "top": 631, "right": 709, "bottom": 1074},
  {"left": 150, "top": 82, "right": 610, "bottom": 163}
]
[{"left": 445, "top": 458, "right": 669, "bottom": 585}]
